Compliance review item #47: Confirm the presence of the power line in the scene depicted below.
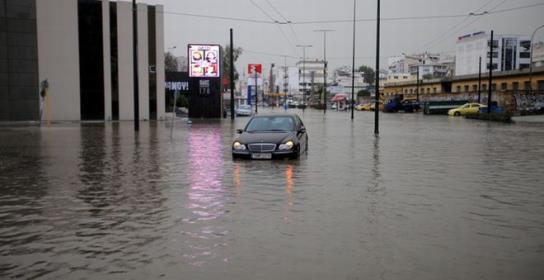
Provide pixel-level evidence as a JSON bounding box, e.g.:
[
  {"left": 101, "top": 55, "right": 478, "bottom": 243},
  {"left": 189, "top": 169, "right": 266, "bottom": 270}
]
[
  {"left": 248, "top": 0, "right": 277, "bottom": 22},
  {"left": 160, "top": 2, "right": 543, "bottom": 25},
  {"left": 420, "top": 0, "right": 496, "bottom": 51},
  {"left": 263, "top": 0, "right": 300, "bottom": 44},
  {"left": 161, "top": 10, "right": 274, "bottom": 24},
  {"left": 289, "top": 2, "right": 544, "bottom": 25},
  {"left": 248, "top": 0, "right": 299, "bottom": 57},
  {"left": 423, "top": 0, "right": 509, "bottom": 51}
]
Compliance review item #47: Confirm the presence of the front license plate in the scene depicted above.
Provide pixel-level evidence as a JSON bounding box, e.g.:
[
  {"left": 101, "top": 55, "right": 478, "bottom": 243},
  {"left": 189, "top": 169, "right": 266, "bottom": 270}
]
[{"left": 251, "top": 153, "right": 272, "bottom": 159}]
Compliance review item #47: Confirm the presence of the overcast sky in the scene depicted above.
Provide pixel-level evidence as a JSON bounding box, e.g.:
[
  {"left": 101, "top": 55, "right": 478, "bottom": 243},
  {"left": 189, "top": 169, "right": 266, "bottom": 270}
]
[{"left": 143, "top": 0, "right": 543, "bottom": 75}]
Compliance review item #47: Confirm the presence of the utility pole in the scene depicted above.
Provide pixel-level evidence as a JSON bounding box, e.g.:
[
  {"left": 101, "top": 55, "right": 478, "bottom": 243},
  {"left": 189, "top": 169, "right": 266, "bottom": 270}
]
[
  {"left": 230, "top": 29, "right": 235, "bottom": 120},
  {"left": 478, "top": 56, "right": 482, "bottom": 103},
  {"left": 351, "top": 0, "right": 356, "bottom": 119},
  {"left": 487, "top": 30, "right": 494, "bottom": 114},
  {"left": 282, "top": 55, "right": 289, "bottom": 110},
  {"left": 529, "top": 25, "right": 544, "bottom": 93},
  {"left": 132, "top": 0, "right": 139, "bottom": 131},
  {"left": 374, "top": 0, "right": 380, "bottom": 135},
  {"left": 314, "top": 30, "right": 334, "bottom": 114},
  {"left": 416, "top": 66, "right": 419, "bottom": 102},
  {"left": 296, "top": 45, "right": 312, "bottom": 106},
  {"left": 255, "top": 69, "right": 258, "bottom": 114}
]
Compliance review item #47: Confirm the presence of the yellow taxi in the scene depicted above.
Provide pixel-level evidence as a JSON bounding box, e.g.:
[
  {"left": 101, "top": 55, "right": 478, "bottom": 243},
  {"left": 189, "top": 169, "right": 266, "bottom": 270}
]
[
  {"left": 448, "top": 103, "right": 487, "bottom": 116},
  {"left": 355, "top": 103, "right": 373, "bottom": 111}
]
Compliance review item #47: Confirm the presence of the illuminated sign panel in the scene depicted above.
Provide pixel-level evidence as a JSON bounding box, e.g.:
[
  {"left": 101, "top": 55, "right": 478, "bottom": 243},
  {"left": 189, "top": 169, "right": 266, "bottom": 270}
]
[{"left": 188, "top": 44, "right": 220, "bottom": 78}]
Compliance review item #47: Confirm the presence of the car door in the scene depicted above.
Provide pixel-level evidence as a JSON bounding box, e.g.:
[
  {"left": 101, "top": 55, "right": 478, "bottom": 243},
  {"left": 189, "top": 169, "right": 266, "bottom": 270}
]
[{"left": 469, "top": 104, "right": 479, "bottom": 114}]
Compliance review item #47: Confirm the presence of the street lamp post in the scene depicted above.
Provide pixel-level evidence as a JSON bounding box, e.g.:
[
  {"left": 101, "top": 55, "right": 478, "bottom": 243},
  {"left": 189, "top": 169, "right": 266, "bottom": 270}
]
[
  {"left": 478, "top": 56, "right": 482, "bottom": 103},
  {"left": 314, "top": 30, "right": 334, "bottom": 114},
  {"left": 296, "top": 45, "right": 312, "bottom": 106},
  {"left": 132, "top": 0, "right": 139, "bottom": 131},
  {"left": 374, "top": 0, "right": 380, "bottom": 135},
  {"left": 529, "top": 24, "right": 544, "bottom": 93},
  {"left": 487, "top": 30, "right": 494, "bottom": 114},
  {"left": 350, "top": 0, "right": 356, "bottom": 120}
]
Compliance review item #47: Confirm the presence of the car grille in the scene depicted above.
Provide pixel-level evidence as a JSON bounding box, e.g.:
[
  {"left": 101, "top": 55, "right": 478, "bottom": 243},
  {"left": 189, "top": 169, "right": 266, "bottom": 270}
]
[{"left": 248, "top": 143, "right": 276, "bottom": 152}]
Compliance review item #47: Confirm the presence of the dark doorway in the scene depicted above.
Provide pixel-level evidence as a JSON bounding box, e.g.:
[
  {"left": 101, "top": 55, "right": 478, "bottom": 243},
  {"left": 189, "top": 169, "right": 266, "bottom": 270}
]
[{"left": 78, "top": 0, "right": 105, "bottom": 120}]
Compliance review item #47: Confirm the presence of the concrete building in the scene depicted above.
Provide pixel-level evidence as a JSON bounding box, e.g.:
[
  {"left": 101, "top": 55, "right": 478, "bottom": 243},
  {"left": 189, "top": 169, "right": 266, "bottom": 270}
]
[
  {"left": 297, "top": 59, "right": 325, "bottom": 94},
  {"left": 388, "top": 52, "right": 454, "bottom": 81},
  {"left": 331, "top": 66, "right": 368, "bottom": 95},
  {"left": 0, "top": 0, "right": 165, "bottom": 122},
  {"left": 455, "top": 31, "right": 531, "bottom": 76}
]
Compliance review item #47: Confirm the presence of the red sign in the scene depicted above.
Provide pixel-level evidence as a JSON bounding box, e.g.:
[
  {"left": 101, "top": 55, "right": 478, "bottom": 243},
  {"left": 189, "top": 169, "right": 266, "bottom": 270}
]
[{"left": 248, "top": 64, "right": 262, "bottom": 75}]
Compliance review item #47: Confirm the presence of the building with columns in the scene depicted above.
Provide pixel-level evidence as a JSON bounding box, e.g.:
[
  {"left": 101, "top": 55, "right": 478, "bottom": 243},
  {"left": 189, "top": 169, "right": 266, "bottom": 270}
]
[{"left": 1, "top": 0, "right": 165, "bottom": 121}]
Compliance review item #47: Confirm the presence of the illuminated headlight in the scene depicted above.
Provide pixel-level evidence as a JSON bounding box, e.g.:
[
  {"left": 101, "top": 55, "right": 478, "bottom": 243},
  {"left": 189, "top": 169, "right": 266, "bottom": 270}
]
[
  {"left": 279, "top": 140, "right": 294, "bottom": 150},
  {"left": 233, "top": 141, "right": 246, "bottom": 150}
]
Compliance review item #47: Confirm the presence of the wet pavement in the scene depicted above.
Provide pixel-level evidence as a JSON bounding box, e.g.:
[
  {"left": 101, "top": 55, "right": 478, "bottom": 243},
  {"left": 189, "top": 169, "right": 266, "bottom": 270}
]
[{"left": 1, "top": 108, "right": 544, "bottom": 279}]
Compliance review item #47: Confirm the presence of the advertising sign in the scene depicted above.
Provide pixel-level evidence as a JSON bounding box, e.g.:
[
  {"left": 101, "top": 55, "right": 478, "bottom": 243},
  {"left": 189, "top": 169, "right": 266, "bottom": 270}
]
[
  {"left": 532, "top": 42, "right": 544, "bottom": 65},
  {"left": 188, "top": 44, "right": 220, "bottom": 78},
  {"left": 247, "top": 64, "right": 263, "bottom": 86}
]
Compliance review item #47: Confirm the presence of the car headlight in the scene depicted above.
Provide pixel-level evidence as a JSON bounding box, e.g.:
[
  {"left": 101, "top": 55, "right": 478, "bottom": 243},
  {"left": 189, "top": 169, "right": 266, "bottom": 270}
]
[
  {"left": 233, "top": 141, "right": 246, "bottom": 150},
  {"left": 278, "top": 140, "right": 294, "bottom": 150}
]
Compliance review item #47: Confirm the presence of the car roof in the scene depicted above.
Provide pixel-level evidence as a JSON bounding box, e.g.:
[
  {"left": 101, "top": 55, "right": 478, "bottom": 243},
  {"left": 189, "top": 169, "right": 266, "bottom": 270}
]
[{"left": 251, "top": 113, "right": 299, "bottom": 118}]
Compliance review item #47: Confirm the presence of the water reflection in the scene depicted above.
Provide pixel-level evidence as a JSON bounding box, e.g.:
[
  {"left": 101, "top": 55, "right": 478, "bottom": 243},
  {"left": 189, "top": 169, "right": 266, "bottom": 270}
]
[{"left": 183, "top": 124, "right": 227, "bottom": 266}]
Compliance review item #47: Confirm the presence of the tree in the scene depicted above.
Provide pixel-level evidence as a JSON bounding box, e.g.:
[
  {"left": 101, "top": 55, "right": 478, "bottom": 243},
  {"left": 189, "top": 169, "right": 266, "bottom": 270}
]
[
  {"left": 358, "top": 65, "right": 375, "bottom": 85},
  {"left": 221, "top": 45, "right": 243, "bottom": 83},
  {"left": 165, "top": 52, "right": 178, "bottom": 72}
]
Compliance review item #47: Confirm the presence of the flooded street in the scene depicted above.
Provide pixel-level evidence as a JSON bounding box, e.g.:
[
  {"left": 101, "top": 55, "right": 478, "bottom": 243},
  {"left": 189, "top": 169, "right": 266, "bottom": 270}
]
[{"left": 1, "top": 109, "right": 544, "bottom": 279}]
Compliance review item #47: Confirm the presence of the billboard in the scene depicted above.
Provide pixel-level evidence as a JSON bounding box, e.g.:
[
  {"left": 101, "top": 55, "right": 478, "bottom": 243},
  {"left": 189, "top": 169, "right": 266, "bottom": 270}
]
[
  {"left": 188, "top": 44, "right": 220, "bottom": 78},
  {"left": 247, "top": 64, "right": 263, "bottom": 86}
]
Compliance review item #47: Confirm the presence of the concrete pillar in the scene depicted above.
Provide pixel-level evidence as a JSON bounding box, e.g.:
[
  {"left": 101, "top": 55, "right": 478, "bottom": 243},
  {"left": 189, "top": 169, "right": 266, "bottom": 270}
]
[
  {"left": 116, "top": 1, "right": 133, "bottom": 120},
  {"left": 36, "top": 0, "right": 80, "bottom": 121},
  {"left": 155, "top": 5, "right": 165, "bottom": 120},
  {"left": 137, "top": 3, "right": 149, "bottom": 120}
]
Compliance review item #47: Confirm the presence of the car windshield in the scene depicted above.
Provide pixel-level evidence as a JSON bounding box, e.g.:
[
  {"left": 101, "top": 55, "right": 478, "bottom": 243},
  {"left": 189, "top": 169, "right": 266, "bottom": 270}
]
[
  {"left": 239, "top": 105, "right": 251, "bottom": 110},
  {"left": 245, "top": 116, "right": 295, "bottom": 132}
]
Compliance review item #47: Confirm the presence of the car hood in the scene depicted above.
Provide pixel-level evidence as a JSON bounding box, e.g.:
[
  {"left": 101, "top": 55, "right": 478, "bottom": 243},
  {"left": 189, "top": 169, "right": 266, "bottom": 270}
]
[{"left": 237, "top": 131, "right": 295, "bottom": 144}]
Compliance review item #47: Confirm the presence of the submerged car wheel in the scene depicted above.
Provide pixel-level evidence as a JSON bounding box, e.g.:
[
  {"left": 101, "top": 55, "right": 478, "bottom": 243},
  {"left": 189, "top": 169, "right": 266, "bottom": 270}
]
[{"left": 454, "top": 111, "right": 461, "bottom": 116}]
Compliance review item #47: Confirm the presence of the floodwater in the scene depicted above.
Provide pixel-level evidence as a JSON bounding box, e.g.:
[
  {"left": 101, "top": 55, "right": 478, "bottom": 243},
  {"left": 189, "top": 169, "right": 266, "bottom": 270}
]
[{"left": 1, "top": 109, "right": 543, "bottom": 279}]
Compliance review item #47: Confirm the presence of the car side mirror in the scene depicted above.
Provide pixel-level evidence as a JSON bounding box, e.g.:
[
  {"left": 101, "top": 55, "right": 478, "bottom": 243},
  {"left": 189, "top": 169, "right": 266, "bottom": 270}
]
[
  {"left": 236, "top": 129, "right": 244, "bottom": 134},
  {"left": 299, "top": 127, "right": 306, "bottom": 133}
]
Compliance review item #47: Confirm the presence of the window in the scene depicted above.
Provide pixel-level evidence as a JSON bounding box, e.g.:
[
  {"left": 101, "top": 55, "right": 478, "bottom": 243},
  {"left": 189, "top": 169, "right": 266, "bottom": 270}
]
[
  {"left": 513, "top": 82, "right": 519, "bottom": 93},
  {"left": 487, "top": 52, "right": 499, "bottom": 58},
  {"left": 410, "top": 89, "right": 413, "bottom": 94},
  {"left": 456, "top": 86, "right": 461, "bottom": 92},
  {"left": 427, "top": 88, "right": 430, "bottom": 94},
  {"left": 487, "top": 63, "right": 498, "bottom": 70},
  {"left": 482, "top": 84, "right": 487, "bottom": 91},
  {"left": 538, "top": 80, "right": 544, "bottom": 91},
  {"left": 501, "top": 83, "right": 507, "bottom": 90},
  {"left": 473, "top": 85, "right": 478, "bottom": 92},
  {"left": 464, "top": 85, "right": 469, "bottom": 92},
  {"left": 524, "top": 81, "right": 531, "bottom": 92},
  {"left": 491, "top": 84, "right": 496, "bottom": 90},
  {"left": 520, "top": 52, "right": 530, "bottom": 58},
  {"left": 433, "top": 87, "right": 437, "bottom": 93}
]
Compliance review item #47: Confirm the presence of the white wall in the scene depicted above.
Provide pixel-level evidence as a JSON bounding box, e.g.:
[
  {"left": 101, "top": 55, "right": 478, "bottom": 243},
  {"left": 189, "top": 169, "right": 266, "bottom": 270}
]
[
  {"left": 116, "top": 2, "right": 134, "bottom": 120},
  {"left": 102, "top": 0, "right": 112, "bottom": 120},
  {"left": 155, "top": 5, "right": 166, "bottom": 120},
  {"left": 36, "top": 0, "right": 81, "bottom": 121}
]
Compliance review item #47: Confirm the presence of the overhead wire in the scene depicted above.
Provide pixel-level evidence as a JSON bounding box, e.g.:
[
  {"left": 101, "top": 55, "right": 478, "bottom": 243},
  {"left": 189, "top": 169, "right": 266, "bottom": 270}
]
[
  {"left": 420, "top": 0, "right": 496, "bottom": 51},
  {"left": 248, "top": 0, "right": 299, "bottom": 57}
]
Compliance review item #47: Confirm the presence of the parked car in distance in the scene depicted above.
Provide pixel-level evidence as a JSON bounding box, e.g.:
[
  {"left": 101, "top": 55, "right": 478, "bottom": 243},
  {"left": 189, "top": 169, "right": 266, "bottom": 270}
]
[
  {"left": 236, "top": 104, "right": 253, "bottom": 116},
  {"left": 448, "top": 103, "right": 487, "bottom": 116},
  {"left": 232, "top": 113, "right": 308, "bottom": 160}
]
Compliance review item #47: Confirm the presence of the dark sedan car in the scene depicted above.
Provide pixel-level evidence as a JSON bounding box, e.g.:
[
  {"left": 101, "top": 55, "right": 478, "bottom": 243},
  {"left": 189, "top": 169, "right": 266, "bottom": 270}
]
[{"left": 232, "top": 114, "right": 308, "bottom": 159}]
